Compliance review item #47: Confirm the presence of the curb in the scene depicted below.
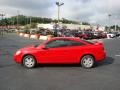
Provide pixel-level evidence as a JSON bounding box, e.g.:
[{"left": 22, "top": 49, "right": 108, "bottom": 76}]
[
  {"left": 30, "top": 34, "right": 40, "bottom": 39},
  {"left": 24, "top": 34, "right": 30, "bottom": 38},
  {"left": 39, "top": 35, "right": 48, "bottom": 40},
  {"left": 19, "top": 33, "right": 24, "bottom": 37},
  {"left": 19, "top": 33, "right": 54, "bottom": 40}
]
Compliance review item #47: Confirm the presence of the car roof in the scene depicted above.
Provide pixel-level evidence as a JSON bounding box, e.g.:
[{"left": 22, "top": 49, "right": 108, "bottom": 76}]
[
  {"left": 41, "top": 37, "right": 91, "bottom": 45},
  {"left": 50, "top": 37, "right": 80, "bottom": 41}
]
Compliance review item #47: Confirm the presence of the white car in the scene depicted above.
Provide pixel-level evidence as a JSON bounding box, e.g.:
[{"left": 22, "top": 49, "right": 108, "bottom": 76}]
[{"left": 107, "top": 33, "right": 115, "bottom": 38}]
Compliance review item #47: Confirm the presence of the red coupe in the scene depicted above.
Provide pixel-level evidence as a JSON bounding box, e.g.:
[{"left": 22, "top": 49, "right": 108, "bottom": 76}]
[{"left": 14, "top": 37, "right": 106, "bottom": 68}]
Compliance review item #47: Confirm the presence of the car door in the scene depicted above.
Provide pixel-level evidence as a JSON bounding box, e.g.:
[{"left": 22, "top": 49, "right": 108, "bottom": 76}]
[
  {"left": 37, "top": 39, "right": 68, "bottom": 63},
  {"left": 38, "top": 39, "right": 85, "bottom": 64},
  {"left": 63, "top": 40, "right": 85, "bottom": 63}
]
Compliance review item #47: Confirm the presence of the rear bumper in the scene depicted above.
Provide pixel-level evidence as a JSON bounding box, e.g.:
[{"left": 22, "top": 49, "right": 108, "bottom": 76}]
[{"left": 96, "top": 51, "right": 106, "bottom": 62}]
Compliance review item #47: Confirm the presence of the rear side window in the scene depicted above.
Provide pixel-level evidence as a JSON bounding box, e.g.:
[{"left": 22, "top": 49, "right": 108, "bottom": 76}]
[
  {"left": 83, "top": 40, "right": 94, "bottom": 44},
  {"left": 65, "top": 40, "right": 85, "bottom": 46}
]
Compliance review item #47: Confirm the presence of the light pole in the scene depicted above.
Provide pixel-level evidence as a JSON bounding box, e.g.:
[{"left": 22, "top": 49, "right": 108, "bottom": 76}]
[
  {"left": 108, "top": 14, "right": 111, "bottom": 32},
  {"left": 17, "top": 10, "right": 20, "bottom": 30},
  {"left": 114, "top": 16, "right": 117, "bottom": 32},
  {"left": 115, "top": 24, "right": 117, "bottom": 32},
  {"left": 30, "top": 16, "right": 32, "bottom": 25},
  {"left": 56, "top": 1, "right": 64, "bottom": 24},
  {"left": 54, "top": 1, "right": 64, "bottom": 37},
  {"left": 0, "top": 11, "right": 5, "bottom": 36}
]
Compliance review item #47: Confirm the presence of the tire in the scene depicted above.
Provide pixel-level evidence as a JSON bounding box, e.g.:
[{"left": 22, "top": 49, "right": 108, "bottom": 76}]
[
  {"left": 81, "top": 55, "right": 95, "bottom": 69},
  {"left": 23, "top": 55, "right": 36, "bottom": 68}
]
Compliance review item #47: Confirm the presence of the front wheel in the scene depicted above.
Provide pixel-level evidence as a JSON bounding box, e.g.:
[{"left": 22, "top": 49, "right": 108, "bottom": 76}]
[
  {"left": 81, "top": 55, "right": 95, "bottom": 68},
  {"left": 23, "top": 55, "right": 36, "bottom": 68}
]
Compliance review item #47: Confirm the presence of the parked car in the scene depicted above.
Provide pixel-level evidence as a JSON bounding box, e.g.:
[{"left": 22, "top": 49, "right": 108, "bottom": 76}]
[
  {"left": 113, "top": 32, "right": 120, "bottom": 38},
  {"left": 14, "top": 37, "right": 106, "bottom": 69},
  {"left": 93, "top": 31, "right": 107, "bottom": 39},
  {"left": 63, "top": 32, "right": 75, "bottom": 37},
  {"left": 107, "top": 33, "right": 115, "bottom": 38},
  {"left": 75, "top": 32, "right": 87, "bottom": 39},
  {"left": 82, "top": 31, "right": 95, "bottom": 39}
]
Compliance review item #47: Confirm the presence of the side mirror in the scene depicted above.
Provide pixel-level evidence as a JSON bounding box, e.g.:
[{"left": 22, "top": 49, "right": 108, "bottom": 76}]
[{"left": 41, "top": 45, "right": 48, "bottom": 50}]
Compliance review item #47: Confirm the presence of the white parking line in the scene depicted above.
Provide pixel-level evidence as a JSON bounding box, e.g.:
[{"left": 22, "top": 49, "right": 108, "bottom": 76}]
[{"left": 115, "top": 55, "right": 120, "bottom": 56}]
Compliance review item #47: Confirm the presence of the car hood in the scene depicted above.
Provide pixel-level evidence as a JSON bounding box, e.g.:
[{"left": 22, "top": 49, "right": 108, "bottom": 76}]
[{"left": 20, "top": 45, "right": 36, "bottom": 51}]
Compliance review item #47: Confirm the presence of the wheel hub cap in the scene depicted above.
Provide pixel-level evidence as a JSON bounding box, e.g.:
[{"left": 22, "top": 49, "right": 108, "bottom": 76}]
[
  {"left": 24, "top": 57, "right": 35, "bottom": 67},
  {"left": 83, "top": 58, "right": 93, "bottom": 68}
]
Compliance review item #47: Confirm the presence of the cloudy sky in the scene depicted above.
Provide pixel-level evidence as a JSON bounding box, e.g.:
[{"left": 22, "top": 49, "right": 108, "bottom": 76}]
[{"left": 0, "top": 0, "right": 120, "bottom": 25}]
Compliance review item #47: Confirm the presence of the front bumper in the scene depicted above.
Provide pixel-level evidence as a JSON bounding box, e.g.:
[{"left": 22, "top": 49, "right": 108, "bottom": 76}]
[{"left": 14, "top": 53, "right": 23, "bottom": 64}]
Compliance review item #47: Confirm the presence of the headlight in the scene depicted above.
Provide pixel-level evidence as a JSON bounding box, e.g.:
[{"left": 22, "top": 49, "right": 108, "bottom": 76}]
[{"left": 15, "top": 50, "right": 21, "bottom": 55}]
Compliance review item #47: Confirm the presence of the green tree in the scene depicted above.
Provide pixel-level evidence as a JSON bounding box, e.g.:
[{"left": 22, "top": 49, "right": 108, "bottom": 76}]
[{"left": 30, "top": 23, "right": 37, "bottom": 28}]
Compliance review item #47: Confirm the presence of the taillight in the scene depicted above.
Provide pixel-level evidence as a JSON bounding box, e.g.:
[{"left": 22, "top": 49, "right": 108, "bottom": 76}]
[
  {"left": 94, "top": 41, "right": 103, "bottom": 45},
  {"left": 102, "top": 46, "right": 105, "bottom": 51},
  {"left": 94, "top": 41, "right": 105, "bottom": 51}
]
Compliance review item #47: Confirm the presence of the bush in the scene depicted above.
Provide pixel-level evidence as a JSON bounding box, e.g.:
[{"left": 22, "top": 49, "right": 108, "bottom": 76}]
[
  {"left": 30, "top": 30, "right": 40, "bottom": 35},
  {"left": 36, "top": 30, "right": 41, "bottom": 34},
  {"left": 46, "top": 31, "right": 53, "bottom": 35},
  {"left": 19, "top": 29, "right": 24, "bottom": 33},
  {"left": 30, "top": 30, "right": 35, "bottom": 34},
  {"left": 23, "top": 30, "right": 30, "bottom": 34}
]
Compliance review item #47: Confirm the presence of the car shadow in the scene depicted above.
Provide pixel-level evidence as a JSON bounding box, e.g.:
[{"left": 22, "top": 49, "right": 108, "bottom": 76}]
[
  {"left": 38, "top": 64, "right": 80, "bottom": 68},
  {"left": 37, "top": 56, "right": 114, "bottom": 68},
  {"left": 96, "top": 56, "right": 114, "bottom": 67}
]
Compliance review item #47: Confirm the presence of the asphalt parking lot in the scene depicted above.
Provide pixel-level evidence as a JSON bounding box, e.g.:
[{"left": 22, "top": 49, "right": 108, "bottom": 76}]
[{"left": 0, "top": 33, "right": 120, "bottom": 90}]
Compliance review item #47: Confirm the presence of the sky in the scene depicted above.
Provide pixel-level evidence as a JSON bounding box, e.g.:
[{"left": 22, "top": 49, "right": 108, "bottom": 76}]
[{"left": 0, "top": 0, "right": 120, "bottom": 26}]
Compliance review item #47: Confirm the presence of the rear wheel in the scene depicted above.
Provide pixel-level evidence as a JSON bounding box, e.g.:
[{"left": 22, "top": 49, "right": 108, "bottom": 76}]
[
  {"left": 23, "top": 55, "right": 36, "bottom": 68},
  {"left": 81, "top": 55, "right": 95, "bottom": 68}
]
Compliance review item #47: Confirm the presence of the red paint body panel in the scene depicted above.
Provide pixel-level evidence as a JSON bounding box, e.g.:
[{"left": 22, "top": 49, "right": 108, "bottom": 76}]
[
  {"left": 36, "top": 46, "right": 85, "bottom": 64},
  {"left": 14, "top": 37, "right": 106, "bottom": 64}
]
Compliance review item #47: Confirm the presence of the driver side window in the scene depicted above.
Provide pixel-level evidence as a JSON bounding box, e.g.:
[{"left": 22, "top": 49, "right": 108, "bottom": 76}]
[{"left": 46, "top": 40, "right": 67, "bottom": 48}]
